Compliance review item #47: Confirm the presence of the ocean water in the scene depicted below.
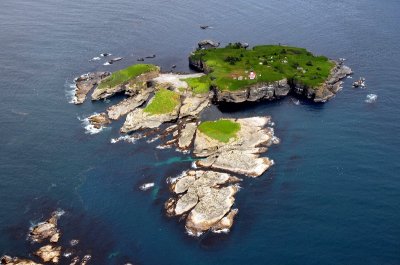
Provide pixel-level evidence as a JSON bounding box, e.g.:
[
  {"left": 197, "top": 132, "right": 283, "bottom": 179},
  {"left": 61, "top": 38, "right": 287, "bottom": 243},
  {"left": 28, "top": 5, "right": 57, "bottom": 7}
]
[{"left": 0, "top": 0, "right": 399, "bottom": 264}]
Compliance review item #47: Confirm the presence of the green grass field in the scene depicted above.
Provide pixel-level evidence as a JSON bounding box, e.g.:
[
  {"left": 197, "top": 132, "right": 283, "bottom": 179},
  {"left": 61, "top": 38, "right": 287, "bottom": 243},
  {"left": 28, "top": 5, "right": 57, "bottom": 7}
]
[
  {"left": 198, "top": 119, "right": 241, "bottom": 143},
  {"left": 183, "top": 75, "right": 212, "bottom": 94},
  {"left": 143, "top": 88, "right": 181, "bottom": 115},
  {"left": 98, "top": 64, "right": 158, "bottom": 89},
  {"left": 190, "top": 44, "right": 334, "bottom": 91}
]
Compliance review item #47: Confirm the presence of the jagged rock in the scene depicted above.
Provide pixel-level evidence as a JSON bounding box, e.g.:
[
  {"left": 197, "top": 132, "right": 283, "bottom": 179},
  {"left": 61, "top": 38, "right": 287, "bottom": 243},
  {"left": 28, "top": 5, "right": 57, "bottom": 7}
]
[
  {"left": 107, "top": 88, "right": 153, "bottom": 120},
  {"left": 120, "top": 96, "right": 181, "bottom": 133},
  {"left": 167, "top": 170, "right": 242, "bottom": 235},
  {"left": 88, "top": 113, "right": 110, "bottom": 129},
  {"left": 198, "top": 40, "right": 220, "bottom": 50},
  {"left": 29, "top": 212, "right": 62, "bottom": 243},
  {"left": 34, "top": 245, "right": 61, "bottom": 263},
  {"left": 211, "top": 208, "right": 238, "bottom": 233},
  {"left": 178, "top": 122, "right": 197, "bottom": 150},
  {"left": 1, "top": 255, "right": 41, "bottom": 265},
  {"left": 81, "top": 255, "right": 91, "bottom": 265},
  {"left": 91, "top": 69, "right": 159, "bottom": 100},
  {"left": 74, "top": 72, "right": 110, "bottom": 104},
  {"left": 49, "top": 233, "right": 60, "bottom": 243},
  {"left": 194, "top": 117, "right": 275, "bottom": 177},
  {"left": 179, "top": 96, "right": 209, "bottom": 118}
]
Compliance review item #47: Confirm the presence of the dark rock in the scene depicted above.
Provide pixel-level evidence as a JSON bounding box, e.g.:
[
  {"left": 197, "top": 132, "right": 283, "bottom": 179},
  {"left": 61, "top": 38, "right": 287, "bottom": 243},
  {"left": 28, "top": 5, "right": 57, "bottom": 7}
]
[
  {"left": 137, "top": 58, "right": 144, "bottom": 61},
  {"left": 145, "top": 54, "right": 156, "bottom": 59},
  {"left": 198, "top": 40, "right": 220, "bottom": 50}
]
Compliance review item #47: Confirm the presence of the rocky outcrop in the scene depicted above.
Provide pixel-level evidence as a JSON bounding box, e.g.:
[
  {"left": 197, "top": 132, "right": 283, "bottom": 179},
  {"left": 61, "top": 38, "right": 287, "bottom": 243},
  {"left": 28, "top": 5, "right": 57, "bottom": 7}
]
[
  {"left": 0, "top": 256, "right": 41, "bottom": 265},
  {"left": 29, "top": 212, "right": 62, "bottom": 243},
  {"left": 120, "top": 99, "right": 181, "bottom": 133},
  {"left": 194, "top": 117, "right": 276, "bottom": 177},
  {"left": 107, "top": 88, "right": 153, "bottom": 120},
  {"left": 34, "top": 245, "right": 61, "bottom": 263},
  {"left": 198, "top": 40, "right": 220, "bottom": 50},
  {"left": 178, "top": 122, "right": 197, "bottom": 150},
  {"left": 215, "top": 79, "right": 290, "bottom": 103},
  {"left": 91, "top": 69, "right": 160, "bottom": 100},
  {"left": 293, "top": 61, "right": 353, "bottom": 102},
  {"left": 179, "top": 95, "right": 210, "bottom": 118},
  {"left": 87, "top": 113, "right": 110, "bottom": 129},
  {"left": 166, "top": 170, "right": 241, "bottom": 236},
  {"left": 74, "top": 72, "right": 110, "bottom": 104}
]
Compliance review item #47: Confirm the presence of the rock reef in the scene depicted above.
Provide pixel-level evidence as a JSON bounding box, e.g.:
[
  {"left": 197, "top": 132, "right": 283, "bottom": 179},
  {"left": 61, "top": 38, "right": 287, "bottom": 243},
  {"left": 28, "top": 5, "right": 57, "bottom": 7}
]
[{"left": 166, "top": 170, "right": 241, "bottom": 236}]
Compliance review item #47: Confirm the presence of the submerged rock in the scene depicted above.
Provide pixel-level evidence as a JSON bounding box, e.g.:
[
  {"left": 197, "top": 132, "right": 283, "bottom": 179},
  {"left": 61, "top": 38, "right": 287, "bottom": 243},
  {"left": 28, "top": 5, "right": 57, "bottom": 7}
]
[
  {"left": 74, "top": 72, "right": 110, "bottom": 104},
  {"left": 1, "top": 256, "right": 41, "bottom": 265},
  {"left": 34, "top": 245, "right": 61, "bottom": 263}
]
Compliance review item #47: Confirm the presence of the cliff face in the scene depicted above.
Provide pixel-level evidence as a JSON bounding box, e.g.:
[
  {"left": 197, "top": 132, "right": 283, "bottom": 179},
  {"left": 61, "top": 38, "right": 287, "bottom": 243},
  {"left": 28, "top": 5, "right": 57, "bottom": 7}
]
[
  {"left": 189, "top": 56, "right": 352, "bottom": 103},
  {"left": 291, "top": 61, "right": 353, "bottom": 102}
]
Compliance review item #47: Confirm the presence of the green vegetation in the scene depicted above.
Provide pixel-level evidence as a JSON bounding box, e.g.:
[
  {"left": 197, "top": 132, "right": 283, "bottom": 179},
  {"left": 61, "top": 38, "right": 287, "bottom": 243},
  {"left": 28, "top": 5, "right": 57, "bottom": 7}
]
[
  {"left": 184, "top": 75, "right": 212, "bottom": 94},
  {"left": 98, "top": 64, "right": 158, "bottom": 89},
  {"left": 198, "top": 119, "right": 241, "bottom": 143},
  {"left": 190, "top": 45, "right": 334, "bottom": 91},
  {"left": 143, "top": 88, "right": 180, "bottom": 115}
]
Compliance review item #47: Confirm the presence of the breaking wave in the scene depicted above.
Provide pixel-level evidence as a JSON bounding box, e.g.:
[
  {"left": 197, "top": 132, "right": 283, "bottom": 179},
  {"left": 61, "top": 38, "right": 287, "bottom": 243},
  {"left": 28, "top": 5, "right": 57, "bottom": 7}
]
[
  {"left": 78, "top": 114, "right": 109, "bottom": 135},
  {"left": 365, "top": 94, "right": 377, "bottom": 103},
  {"left": 110, "top": 135, "right": 138, "bottom": 144}
]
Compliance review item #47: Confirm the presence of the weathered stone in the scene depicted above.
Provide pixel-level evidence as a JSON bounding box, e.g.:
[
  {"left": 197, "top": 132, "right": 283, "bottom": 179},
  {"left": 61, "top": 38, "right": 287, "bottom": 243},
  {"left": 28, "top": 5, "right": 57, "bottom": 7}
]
[
  {"left": 177, "top": 122, "right": 197, "bottom": 150},
  {"left": 74, "top": 72, "right": 110, "bottom": 104},
  {"left": 179, "top": 96, "right": 209, "bottom": 118},
  {"left": 28, "top": 212, "right": 62, "bottom": 243},
  {"left": 107, "top": 88, "right": 153, "bottom": 120},
  {"left": 211, "top": 208, "right": 238, "bottom": 233},
  {"left": 87, "top": 113, "right": 110, "bottom": 129},
  {"left": 34, "top": 245, "right": 61, "bottom": 263},
  {"left": 120, "top": 97, "right": 181, "bottom": 133},
  {"left": 1, "top": 255, "right": 42, "bottom": 265}
]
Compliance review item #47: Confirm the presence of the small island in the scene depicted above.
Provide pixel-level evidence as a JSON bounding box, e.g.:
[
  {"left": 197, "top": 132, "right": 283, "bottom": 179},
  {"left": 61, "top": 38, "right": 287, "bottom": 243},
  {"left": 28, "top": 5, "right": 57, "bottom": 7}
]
[{"left": 71, "top": 41, "right": 352, "bottom": 236}]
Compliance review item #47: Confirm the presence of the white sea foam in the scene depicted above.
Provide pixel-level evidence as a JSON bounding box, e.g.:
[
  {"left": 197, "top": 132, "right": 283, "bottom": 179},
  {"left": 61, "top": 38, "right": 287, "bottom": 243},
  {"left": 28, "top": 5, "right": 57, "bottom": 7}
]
[
  {"left": 65, "top": 82, "right": 78, "bottom": 104},
  {"left": 139, "top": 182, "right": 155, "bottom": 191},
  {"left": 191, "top": 161, "right": 198, "bottom": 169},
  {"left": 156, "top": 144, "right": 171, "bottom": 150},
  {"left": 78, "top": 114, "right": 109, "bottom": 135},
  {"left": 185, "top": 228, "right": 203, "bottom": 237},
  {"left": 90, "top": 56, "right": 101, "bottom": 61},
  {"left": 212, "top": 228, "right": 230, "bottom": 234},
  {"left": 103, "top": 61, "right": 111, "bottom": 66},
  {"left": 110, "top": 135, "right": 137, "bottom": 144},
  {"left": 147, "top": 135, "right": 160, "bottom": 143},
  {"left": 365, "top": 94, "right": 377, "bottom": 103},
  {"left": 291, "top": 98, "right": 300, "bottom": 105}
]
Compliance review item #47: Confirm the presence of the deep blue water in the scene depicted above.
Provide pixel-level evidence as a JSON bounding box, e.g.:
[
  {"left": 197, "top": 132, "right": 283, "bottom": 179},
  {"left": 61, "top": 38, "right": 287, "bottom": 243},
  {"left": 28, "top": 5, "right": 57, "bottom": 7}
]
[{"left": 0, "top": 0, "right": 399, "bottom": 264}]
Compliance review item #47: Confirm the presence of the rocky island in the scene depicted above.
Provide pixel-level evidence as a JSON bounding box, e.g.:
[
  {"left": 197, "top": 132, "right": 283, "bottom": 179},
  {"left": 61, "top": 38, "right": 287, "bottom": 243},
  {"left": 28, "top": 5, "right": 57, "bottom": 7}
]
[{"left": 70, "top": 41, "right": 352, "bottom": 236}]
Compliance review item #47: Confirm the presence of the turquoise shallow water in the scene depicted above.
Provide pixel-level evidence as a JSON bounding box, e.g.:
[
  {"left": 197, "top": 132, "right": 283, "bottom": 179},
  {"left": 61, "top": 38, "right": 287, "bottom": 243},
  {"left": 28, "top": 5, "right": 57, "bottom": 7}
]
[{"left": 0, "top": 0, "right": 399, "bottom": 264}]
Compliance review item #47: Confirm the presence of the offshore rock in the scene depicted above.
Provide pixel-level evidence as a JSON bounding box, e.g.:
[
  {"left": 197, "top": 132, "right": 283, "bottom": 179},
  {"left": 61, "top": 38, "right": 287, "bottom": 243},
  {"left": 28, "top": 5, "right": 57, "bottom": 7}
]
[
  {"left": 166, "top": 170, "right": 241, "bottom": 236},
  {"left": 34, "top": 245, "right": 61, "bottom": 263},
  {"left": 87, "top": 113, "right": 110, "bottom": 129},
  {"left": 198, "top": 40, "right": 220, "bottom": 50},
  {"left": 28, "top": 212, "right": 62, "bottom": 243},
  {"left": 74, "top": 72, "right": 110, "bottom": 104},
  {"left": 107, "top": 88, "right": 153, "bottom": 120},
  {"left": 91, "top": 69, "right": 159, "bottom": 100},
  {"left": 194, "top": 117, "right": 275, "bottom": 177},
  {"left": 0, "top": 256, "right": 41, "bottom": 265}
]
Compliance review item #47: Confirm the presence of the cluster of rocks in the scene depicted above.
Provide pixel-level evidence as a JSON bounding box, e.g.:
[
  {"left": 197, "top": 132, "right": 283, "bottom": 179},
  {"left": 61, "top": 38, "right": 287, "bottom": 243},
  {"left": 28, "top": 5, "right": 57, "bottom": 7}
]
[
  {"left": 165, "top": 170, "right": 241, "bottom": 236},
  {"left": 1, "top": 211, "right": 90, "bottom": 265},
  {"left": 73, "top": 72, "right": 110, "bottom": 104}
]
